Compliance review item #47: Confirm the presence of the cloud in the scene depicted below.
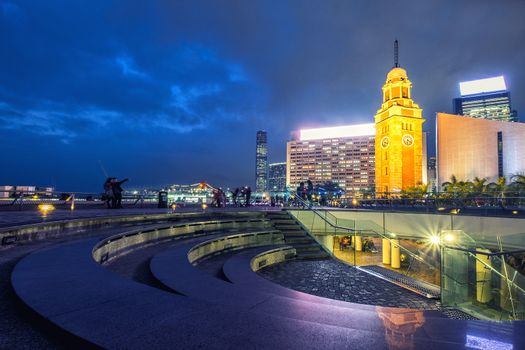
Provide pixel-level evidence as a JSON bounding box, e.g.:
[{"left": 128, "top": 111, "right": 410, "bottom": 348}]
[{"left": 115, "top": 54, "right": 149, "bottom": 79}]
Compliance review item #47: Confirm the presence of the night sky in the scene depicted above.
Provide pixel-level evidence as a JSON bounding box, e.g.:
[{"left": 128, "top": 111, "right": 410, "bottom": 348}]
[{"left": 1, "top": 1, "right": 524, "bottom": 191}]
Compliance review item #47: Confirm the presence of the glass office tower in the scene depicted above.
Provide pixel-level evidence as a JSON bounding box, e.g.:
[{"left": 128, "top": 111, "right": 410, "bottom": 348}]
[
  {"left": 255, "top": 131, "right": 268, "bottom": 192},
  {"left": 453, "top": 76, "right": 518, "bottom": 122},
  {"left": 268, "top": 162, "right": 287, "bottom": 192}
]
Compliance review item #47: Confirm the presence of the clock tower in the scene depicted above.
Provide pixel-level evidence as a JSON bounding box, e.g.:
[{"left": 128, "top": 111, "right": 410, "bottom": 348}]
[{"left": 374, "top": 41, "right": 424, "bottom": 194}]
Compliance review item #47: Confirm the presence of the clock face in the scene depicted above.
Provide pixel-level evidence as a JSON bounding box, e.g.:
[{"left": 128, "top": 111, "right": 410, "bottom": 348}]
[
  {"left": 381, "top": 136, "right": 390, "bottom": 149},
  {"left": 402, "top": 134, "right": 414, "bottom": 147}
]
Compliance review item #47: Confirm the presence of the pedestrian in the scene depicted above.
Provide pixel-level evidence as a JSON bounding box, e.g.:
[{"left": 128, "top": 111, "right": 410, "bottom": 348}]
[
  {"left": 111, "top": 178, "right": 129, "bottom": 208},
  {"left": 232, "top": 188, "right": 239, "bottom": 207},
  {"left": 245, "top": 186, "right": 252, "bottom": 207},
  {"left": 103, "top": 177, "right": 114, "bottom": 209},
  {"left": 307, "top": 179, "right": 314, "bottom": 202}
]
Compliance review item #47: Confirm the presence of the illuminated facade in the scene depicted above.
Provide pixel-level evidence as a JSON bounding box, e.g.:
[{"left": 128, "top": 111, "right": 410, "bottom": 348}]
[
  {"left": 268, "top": 162, "right": 287, "bottom": 192},
  {"left": 374, "top": 65, "right": 425, "bottom": 194},
  {"left": 255, "top": 131, "right": 268, "bottom": 192},
  {"left": 437, "top": 113, "right": 525, "bottom": 186},
  {"left": 453, "top": 76, "right": 518, "bottom": 122},
  {"left": 286, "top": 124, "right": 375, "bottom": 194}
]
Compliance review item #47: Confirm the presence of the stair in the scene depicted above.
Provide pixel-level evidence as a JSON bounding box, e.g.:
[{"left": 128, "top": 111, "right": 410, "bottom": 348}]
[{"left": 266, "top": 211, "right": 329, "bottom": 260}]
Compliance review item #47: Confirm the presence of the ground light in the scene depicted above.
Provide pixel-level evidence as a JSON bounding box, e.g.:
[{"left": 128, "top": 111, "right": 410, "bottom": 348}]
[{"left": 38, "top": 204, "right": 55, "bottom": 217}]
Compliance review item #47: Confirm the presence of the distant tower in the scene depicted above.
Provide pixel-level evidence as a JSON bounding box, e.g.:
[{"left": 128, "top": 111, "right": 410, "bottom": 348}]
[
  {"left": 374, "top": 41, "right": 425, "bottom": 194},
  {"left": 255, "top": 131, "right": 268, "bottom": 192}
]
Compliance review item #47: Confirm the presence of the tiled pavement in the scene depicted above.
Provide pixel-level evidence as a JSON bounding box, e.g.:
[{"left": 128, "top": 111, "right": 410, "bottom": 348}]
[{"left": 259, "top": 259, "right": 441, "bottom": 310}]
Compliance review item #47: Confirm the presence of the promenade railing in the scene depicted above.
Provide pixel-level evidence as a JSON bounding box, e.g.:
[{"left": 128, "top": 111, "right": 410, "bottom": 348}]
[{"left": 0, "top": 189, "right": 158, "bottom": 210}]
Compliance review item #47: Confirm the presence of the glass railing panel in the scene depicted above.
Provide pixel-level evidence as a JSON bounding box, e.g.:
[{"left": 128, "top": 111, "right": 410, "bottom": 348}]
[{"left": 442, "top": 246, "right": 525, "bottom": 320}]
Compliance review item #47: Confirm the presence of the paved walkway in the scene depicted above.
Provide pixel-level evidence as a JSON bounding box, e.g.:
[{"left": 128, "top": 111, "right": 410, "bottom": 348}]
[{"left": 258, "top": 259, "right": 441, "bottom": 310}]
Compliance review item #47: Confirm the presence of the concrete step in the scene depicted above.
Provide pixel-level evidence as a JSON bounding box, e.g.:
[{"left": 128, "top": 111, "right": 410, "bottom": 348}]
[
  {"left": 296, "top": 251, "right": 330, "bottom": 260},
  {"left": 274, "top": 224, "right": 302, "bottom": 230},
  {"left": 293, "top": 243, "right": 323, "bottom": 253},
  {"left": 284, "top": 237, "right": 315, "bottom": 244},
  {"left": 281, "top": 230, "right": 307, "bottom": 237},
  {"left": 271, "top": 219, "right": 296, "bottom": 225}
]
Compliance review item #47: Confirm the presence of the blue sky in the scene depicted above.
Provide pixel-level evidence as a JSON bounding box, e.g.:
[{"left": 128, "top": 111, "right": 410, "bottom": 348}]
[{"left": 1, "top": 0, "right": 524, "bottom": 191}]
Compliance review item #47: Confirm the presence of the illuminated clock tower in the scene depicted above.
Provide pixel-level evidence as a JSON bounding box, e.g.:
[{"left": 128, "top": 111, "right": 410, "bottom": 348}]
[{"left": 374, "top": 41, "right": 424, "bottom": 194}]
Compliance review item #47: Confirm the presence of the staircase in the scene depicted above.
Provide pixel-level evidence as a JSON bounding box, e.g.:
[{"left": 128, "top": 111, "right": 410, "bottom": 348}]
[{"left": 266, "top": 211, "right": 329, "bottom": 260}]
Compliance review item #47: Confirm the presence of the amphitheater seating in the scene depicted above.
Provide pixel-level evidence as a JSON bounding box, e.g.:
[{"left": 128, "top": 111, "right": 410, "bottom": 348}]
[{"left": 10, "top": 211, "right": 522, "bottom": 349}]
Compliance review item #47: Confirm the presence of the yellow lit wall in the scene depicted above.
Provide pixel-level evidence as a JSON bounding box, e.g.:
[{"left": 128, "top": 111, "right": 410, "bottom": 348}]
[{"left": 374, "top": 67, "right": 425, "bottom": 194}]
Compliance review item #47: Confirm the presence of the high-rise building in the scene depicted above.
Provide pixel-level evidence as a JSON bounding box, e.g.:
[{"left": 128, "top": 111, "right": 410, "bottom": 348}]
[
  {"left": 255, "top": 131, "right": 268, "bottom": 192},
  {"left": 268, "top": 162, "right": 287, "bottom": 192},
  {"left": 453, "top": 76, "right": 518, "bottom": 122},
  {"left": 427, "top": 156, "right": 437, "bottom": 192},
  {"left": 286, "top": 124, "right": 375, "bottom": 195},
  {"left": 374, "top": 41, "right": 425, "bottom": 194},
  {"left": 437, "top": 113, "right": 525, "bottom": 187}
]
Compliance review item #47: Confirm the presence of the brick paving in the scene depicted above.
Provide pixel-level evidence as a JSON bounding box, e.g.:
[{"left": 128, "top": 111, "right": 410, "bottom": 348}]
[{"left": 258, "top": 259, "right": 441, "bottom": 310}]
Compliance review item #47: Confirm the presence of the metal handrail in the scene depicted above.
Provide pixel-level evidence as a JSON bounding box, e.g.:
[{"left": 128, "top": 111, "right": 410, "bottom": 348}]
[{"left": 289, "top": 193, "right": 437, "bottom": 270}]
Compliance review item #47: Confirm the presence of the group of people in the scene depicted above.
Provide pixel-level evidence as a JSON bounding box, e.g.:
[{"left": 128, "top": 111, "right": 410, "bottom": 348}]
[
  {"left": 211, "top": 186, "right": 252, "bottom": 207},
  {"left": 296, "top": 180, "right": 314, "bottom": 201},
  {"left": 338, "top": 236, "right": 377, "bottom": 253},
  {"left": 103, "top": 177, "right": 128, "bottom": 209}
]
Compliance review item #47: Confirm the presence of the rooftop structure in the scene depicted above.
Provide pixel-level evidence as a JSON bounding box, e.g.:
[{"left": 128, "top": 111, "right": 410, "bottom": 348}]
[{"left": 454, "top": 76, "right": 518, "bottom": 122}]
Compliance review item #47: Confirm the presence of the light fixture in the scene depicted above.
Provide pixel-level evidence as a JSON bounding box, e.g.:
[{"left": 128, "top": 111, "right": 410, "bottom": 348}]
[
  {"left": 443, "top": 233, "right": 456, "bottom": 243},
  {"left": 429, "top": 235, "right": 440, "bottom": 245}
]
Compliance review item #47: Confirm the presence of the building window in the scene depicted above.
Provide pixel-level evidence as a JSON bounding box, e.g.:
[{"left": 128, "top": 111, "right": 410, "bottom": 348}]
[{"left": 497, "top": 131, "right": 503, "bottom": 178}]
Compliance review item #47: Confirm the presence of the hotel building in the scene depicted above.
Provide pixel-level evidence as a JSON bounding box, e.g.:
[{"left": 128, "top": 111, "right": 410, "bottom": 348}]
[
  {"left": 437, "top": 112, "right": 525, "bottom": 186},
  {"left": 453, "top": 76, "right": 518, "bottom": 122},
  {"left": 286, "top": 124, "right": 375, "bottom": 195}
]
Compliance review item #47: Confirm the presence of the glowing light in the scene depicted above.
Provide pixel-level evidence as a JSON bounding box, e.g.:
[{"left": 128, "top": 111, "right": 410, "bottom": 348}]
[
  {"left": 32, "top": 195, "right": 39, "bottom": 199},
  {"left": 512, "top": 210, "right": 518, "bottom": 215},
  {"left": 459, "top": 76, "right": 506, "bottom": 96},
  {"left": 351, "top": 198, "right": 358, "bottom": 206},
  {"left": 38, "top": 204, "right": 55, "bottom": 215},
  {"left": 299, "top": 123, "right": 375, "bottom": 141},
  {"left": 443, "top": 233, "right": 456, "bottom": 243},
  {"left": 450, "top": 208, "right": 460, "bottom": 215},
  {"left": 202, "top": 203, "right": 208, "bottom": 210},
  {"left": 437, "top": 207, "right": 446, "bottom": 211},
  {"left": 171, "top": 204, "right": 177, "bottom": 209},
  {"left": 429, "top": 235, "right": 440, "bottom": 245}
]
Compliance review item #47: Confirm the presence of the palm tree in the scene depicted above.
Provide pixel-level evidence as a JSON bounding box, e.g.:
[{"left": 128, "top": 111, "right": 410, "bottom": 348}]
[
  {"left": 472, "top": 177, "right": 488, "bottom": 194},
  {"left": 442, "top": 175, "right": 458, "bottom": 193},
  {"left": 487, "top": 177, "right": 507, "bottom": 194}
]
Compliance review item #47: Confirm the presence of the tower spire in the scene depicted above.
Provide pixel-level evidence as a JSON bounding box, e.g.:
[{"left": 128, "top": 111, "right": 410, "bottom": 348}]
[{"left": 394, "top": 39, "right": 399, "bottom": 68}]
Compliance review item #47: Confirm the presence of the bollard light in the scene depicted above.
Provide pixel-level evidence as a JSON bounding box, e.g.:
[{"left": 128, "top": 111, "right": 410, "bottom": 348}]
[{"left": 38, "top": 204, "right": 55, "bottom": 216}]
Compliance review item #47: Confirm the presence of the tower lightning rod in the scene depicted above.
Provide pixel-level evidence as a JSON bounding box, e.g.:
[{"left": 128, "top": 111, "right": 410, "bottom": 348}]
[{"left": 394, "top": 39, "right": 399, "bottom": 68}]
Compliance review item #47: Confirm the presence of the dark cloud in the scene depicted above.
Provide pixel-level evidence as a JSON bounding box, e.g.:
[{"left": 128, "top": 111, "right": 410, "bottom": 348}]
[{"left": 0, "top": 0, "right": 524, "bottom": 190}]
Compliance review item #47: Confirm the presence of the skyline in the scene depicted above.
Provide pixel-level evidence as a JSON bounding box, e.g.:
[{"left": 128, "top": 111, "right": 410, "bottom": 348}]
[{"left": 1, "top": 1, "right": 524, "bottom": 191}]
